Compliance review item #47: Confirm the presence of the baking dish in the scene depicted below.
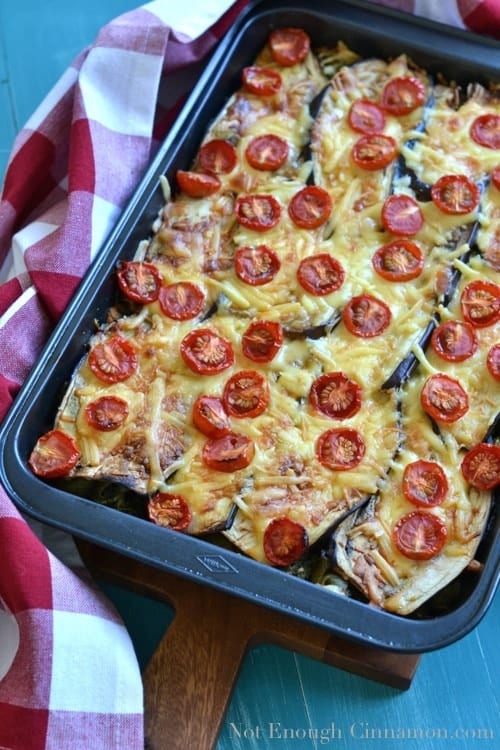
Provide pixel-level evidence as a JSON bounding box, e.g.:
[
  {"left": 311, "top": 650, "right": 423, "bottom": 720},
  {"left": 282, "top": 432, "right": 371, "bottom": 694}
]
[{"left": 1, "top": 0, "right": 498, "bottom": 652}]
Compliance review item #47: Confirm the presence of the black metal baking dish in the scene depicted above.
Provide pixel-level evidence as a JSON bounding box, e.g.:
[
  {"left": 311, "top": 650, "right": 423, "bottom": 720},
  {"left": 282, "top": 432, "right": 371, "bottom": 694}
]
[{"left": 1, "top": 0, "right": 499, "bottom": 653}]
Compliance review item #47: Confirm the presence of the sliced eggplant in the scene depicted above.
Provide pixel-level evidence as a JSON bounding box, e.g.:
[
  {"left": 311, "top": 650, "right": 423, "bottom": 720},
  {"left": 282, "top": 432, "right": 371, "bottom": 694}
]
[
  {"left": 330, "top": 375, "right": 494, "bottom": 615},
  {"left": 331, "top": 481, "right": 490, "bottom": 616},
  {"left": 309, "top": 54, "right": 432, "bottom": 212},
  {"left": 224, "top": 377, "right": 402, "bottom": 564},
  {"left": 401, "top": 81, "right": 500, "bottom": 186}
]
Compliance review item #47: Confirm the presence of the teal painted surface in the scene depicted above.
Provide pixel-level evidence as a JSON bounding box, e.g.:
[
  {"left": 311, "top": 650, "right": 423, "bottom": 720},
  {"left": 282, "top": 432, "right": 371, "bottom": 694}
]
[
  {"left": 0, "top": 0, "right": 139, "bottom": 179},
  {"left": 103, "top": 583, "right": 499, "bottom": 750},
  {"left": 2, "top": 3, "right": 498, "bottom": 748},
  {"left": 0, "top": 20, "right": 17, "bottom": 176}
]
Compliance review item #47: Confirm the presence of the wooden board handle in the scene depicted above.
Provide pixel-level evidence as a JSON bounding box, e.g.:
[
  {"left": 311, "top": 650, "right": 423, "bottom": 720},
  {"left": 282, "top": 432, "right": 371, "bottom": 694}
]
[
  {"left": 143, "top": 576, "right": 258, "bottom": 750},
  {"left": 76, "top": 540, "right": 420, "bottom": 750}
]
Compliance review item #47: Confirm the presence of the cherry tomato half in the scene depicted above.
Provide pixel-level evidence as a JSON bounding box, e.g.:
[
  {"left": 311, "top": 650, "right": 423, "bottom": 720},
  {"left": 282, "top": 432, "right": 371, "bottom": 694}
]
[
  {"left": 470, "top": 113, "right": 500, "bottom": 150},
  {"left": 198, "top": 139, "right": 237, "bottom": 175},
  {"left": 430, "top": 320, "right": 478, "bottom": 362},
  {"left": 460, "top": 280, "right": 500, "bottom": 328},
  {"left": 372, "top": 239, "right": 424, "bottom": 281},
  {"left": 148, "top": 492, "right": 192, "bottom": 531},
  {"left": 492, "top": 166, "right": 500, "bottom": 191},
  {"left": 242, "top": 66, "right": 282, "bottom": 96},
  {"left": 242, "top": 320, "right": 283, "bottom": 362},
  {"left": 234, "top": 245, "right": 281, "bottom": 286},
  {"left": 461, "top": 443, "right": 500, "bottom": 491},
  {"left": 402, "top": 460, "right": 448, "bottom": 507},
  {"left": 297, "top": 253, "right": 345, "bottom": 296},
  {"left": 309, "top": 372, "right": 362, "bottom": 420},
  {"left": 288, "top": 186, "right": 332, "bottom": 229},
  {"left": 348, "top": 99, "right": 386, "bottom": 135},
  {"left": 316, "top": 428, "right": 365, "bottom": 471},
  {"left": 84, "top": 395, "right": 129, "bottom": 431},
  {"left": 235, "top": 194, "right": 281, "bottom": 232},
  {"left": 28, "top": 429, "right": 80, "bottom": 479},
  {"left": 381, "top": 76, "right": 426, "bottom": 116},
  {"left": 431, "top": 174, "right": 480, "bottom": 215},
  {"left": 176, "top": 170, "right": 221, "bottom": 198},
  {"left": 263, "top": 517, "right": 308, "bottom": 567},
  {"left": 420, "top": 373, "right": 469, "bottom": 424},
  {"left": 158, "top": 281, "right": 205, "bottom": 320},
  {"left": 351, "top": 134, "right": 397, "bottom": 171},
  {"left": 88, "top": 336, "right": 138, "bottom": 384},
  {"left": 192, "top": 394, "right": 231, "bottom": 438},
  {"left": 245, "top": 134, "right": 289, "bottom": 171},
  {"left": 180, "top": 328, "right": 234, "bottom": 375},
  {"left": 487, "top": 343, "right": 500, "bottom": 381},
  {"left": 268, "top": 27, "right": 310, "bottom": 66},
  {"left": 116, "top": 261, "right": 162, "bottom": 304},
  {"left": 381, "top": 194, "right": 424, "bottom": 236},
  {"left": 393, "top": 511, "right": 447, "bottom": 560},
  {"left": 202, "top": 432, "right": 255, "bottom": 472},
  {"left": 342, "top": 294, "right": 392, "bottom": 338},
  {"left": 223, "top": 370, "right": 270, "bottom": 418}
]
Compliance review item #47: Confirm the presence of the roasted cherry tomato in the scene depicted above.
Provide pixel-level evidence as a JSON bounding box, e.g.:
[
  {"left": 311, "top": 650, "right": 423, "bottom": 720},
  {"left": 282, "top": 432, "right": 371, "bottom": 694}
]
[
  {"left": 342, "top": 294, "right": 392, "bottom": 338},
  {"left": 268, "top": 27, "right": 310, "bottom": 66},
  {"left": 348, "top": 99, "right": 386, "bottom": 134},
  {"left": 393, "top": 511, "right": 447, "bottom": 560},
  {"left": 402, "top": 460, "right": 448, "bottom": 508},
  {"left": 492, "top": 166, "right": 500, "bottom": 191},
  {"left": 180, "top": 328, "right": 234, "bottom": 375},
  {"left": 202, "top": 432, "right": 255, "bottom": 472},
  {"left": 381, "top": 194, "right": 424, "bottom": 236},
  {"left": 242, "top": 66, "right": 282, "bottom": 96},
  {"left": 148, "top": 492, "right": 192, "bottom": 531},
  {"left": 372, "top": 238, "right": 424, "bottom": 281},
  {"left": 316, "top": 428, "right": 365, "bottom": 471},
  {"left": 223, "top": 370, "right": 269, "bottom": 418},
  {"left": 461, "top": 443, "right": 500, "bottom": 491},
  {"left": 116, "top": 261, "right": 162, "bottom": 304},
  {"left": 420, "top": 373, "right": 469, "bottom": 424},
  {"left": 28, "top": 429, "right": 80, "bottom": 479},
  {"left": 158, "top": 281, "right": 205, "bottom": 321},
  {"left": 198, "top": 139, "right": 237, "bottom": 175},
  {"left": 381, "top": 76, "right": 426, "bottom": 116},
  {"left": 263, "top": 517, "right": 308, "bottom": 567},
  {"left": 460, "top": 280, "right": 500, "bottom": 328},
  {"left": 192, "top": 394, "right": 231, "bottom": 438},
  {"left": 351, "top": 134, "right": 397, "bottom": 171},
  {"left": 470, "top": 113, "right": 500, "bottom": 150},
  {"left": 431, "top": 174, "right": 480, "bottom": 215},
  {"left": 234, "top": 244, "right": 281, "bottom": 285},
  {"left": 245, "top": 134, "right": 289, "bottom": 171},
  {"left": 88, "top": 336, "right": 138, "bottom": 384},
  {"left": 309, "top": 372, "right": 362, "bottom": 420},
  {"left": 430, "top": 320, "right": 478, "bottom": 362},
  {"left": 235, "top": 194, "right": 281, "bottom": 232},
  {"left": 487, "top": 343, "right": 500, "bottom": 381},
  {"left": 84, "top": 395, "right": 129, "bottom": 431},
  {"left": 297, "top": 253, "right": 345, "bottom": 296},
  {"left": 242, "top": 320, "right": 283, "bottom": 362},
  {"left": 288, "top": 185, "right": 332, "bottom": 229},
  {"left": 176, "top": 170, "right": 221, "bottom": 197}
]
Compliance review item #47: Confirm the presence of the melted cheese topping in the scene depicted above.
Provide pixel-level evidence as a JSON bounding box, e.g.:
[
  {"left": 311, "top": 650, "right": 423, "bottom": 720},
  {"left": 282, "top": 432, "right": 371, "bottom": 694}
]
[
  {"left": 47, "top": 30, "right": 499, "bottom": 615},
  {"left": 476, "top": 176, "right": 500, "bottom": 271},
  {"left": 334, "top": 372, "right": 492, "bottom": 615},
  {"left": 311, "top": 55, "right": 430, "bottom": 207},
  {"left": 402, "top": 85, "right": 500, "bottom": 183}
]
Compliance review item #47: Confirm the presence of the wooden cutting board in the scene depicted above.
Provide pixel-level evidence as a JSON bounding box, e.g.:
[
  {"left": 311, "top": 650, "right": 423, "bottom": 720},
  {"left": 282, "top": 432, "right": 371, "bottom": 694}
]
[{"left": 76, "top": 539, "right": 421, "bottom": 750}]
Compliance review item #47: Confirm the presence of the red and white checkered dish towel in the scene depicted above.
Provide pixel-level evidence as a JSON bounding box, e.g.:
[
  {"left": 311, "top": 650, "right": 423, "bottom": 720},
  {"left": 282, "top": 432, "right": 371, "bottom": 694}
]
[{"left": 0, "top": 1, "right": 498, "bottom": 748}]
